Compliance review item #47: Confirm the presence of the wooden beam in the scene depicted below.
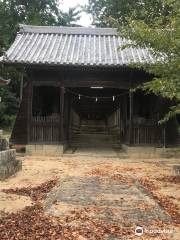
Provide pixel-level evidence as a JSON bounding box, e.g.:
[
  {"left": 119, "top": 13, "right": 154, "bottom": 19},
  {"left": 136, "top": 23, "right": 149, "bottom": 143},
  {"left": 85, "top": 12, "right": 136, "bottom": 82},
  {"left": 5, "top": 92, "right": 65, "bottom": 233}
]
[
  {"left": 32, "top": 81, "right": 60, "bottom": 86},
  {"left": 62, "top": 79, "right": 130, "bottom": 89}
]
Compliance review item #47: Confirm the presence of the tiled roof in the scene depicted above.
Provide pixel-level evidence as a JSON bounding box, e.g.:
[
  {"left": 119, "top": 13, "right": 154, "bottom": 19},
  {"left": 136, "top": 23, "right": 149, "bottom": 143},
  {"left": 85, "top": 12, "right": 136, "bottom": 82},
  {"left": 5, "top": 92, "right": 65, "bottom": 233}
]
[{"left": 0, "top": 25, "right": 155, "bottom": 67}]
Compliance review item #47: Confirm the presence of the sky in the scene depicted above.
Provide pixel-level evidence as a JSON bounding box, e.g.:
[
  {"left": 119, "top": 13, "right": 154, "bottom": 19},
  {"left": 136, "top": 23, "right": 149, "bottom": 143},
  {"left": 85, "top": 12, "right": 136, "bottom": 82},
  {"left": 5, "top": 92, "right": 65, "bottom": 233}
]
[{"left": 60, "top": 0, "right": 92, "bottom": 26}]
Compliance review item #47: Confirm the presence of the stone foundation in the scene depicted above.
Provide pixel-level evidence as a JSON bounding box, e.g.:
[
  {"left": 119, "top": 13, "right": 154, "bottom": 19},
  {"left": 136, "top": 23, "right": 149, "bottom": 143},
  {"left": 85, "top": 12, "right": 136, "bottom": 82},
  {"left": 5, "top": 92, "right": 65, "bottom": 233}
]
[
  {"left": 122, "top": 145, "right": 180, "bottom": 159},
  {"left": 26, "top": 144, "right": 67, "bottom": 157},
  {"left": 0, "top": 149, "right": 22, "bottom": 180},
  {"left": 122, "top": 145, "right": 157, "bottom": 158}
]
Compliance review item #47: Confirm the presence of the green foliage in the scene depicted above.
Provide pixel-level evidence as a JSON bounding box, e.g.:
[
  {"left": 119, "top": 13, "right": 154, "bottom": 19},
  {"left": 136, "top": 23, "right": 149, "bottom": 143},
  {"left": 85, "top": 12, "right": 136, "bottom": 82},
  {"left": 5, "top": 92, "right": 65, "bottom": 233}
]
[
  {"left": 86, "top": 0, "right": 172, "bottom": 27},
  {"left": 0, "top": 85, "right": 19, "bottom": 127},
  {"left": 118, "top": 0, "right": 180, "bottom": 122},
  {"left": 0, "top": 0, "right": 56, "bottom": 54},
  {"left": 87, "top": 0, "right": 180, "bottom": 122},
  {"left": 58, "top": 7, "right": 81, "bottom": 26},
  {"left": 0, "top": 65, "right": 21, "bottom": 127},
  {"left": 0, "top": 0, "right": 81, "bottom": 127},
  {"left": 0, "top": 0, "right": 81, "bottom": 53}
]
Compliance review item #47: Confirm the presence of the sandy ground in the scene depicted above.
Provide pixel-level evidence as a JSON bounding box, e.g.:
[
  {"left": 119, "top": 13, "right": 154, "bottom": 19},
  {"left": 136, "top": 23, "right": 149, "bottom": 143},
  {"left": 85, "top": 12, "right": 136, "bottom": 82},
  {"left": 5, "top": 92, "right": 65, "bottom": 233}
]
[
  {"left": 0, "top": 154, "right": 179, "bottom": 212},
  {"left": 0, "top": 152, "right": 180, "bottom": 239}
]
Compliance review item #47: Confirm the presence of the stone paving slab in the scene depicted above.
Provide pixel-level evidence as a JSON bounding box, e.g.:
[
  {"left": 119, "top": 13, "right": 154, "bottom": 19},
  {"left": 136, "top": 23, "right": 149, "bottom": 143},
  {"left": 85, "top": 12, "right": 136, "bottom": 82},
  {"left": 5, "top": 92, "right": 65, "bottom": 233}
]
[
  {"left": 66, "top": 147, "right": 120, "bottom": 158},
  {"left": 44, "top": 175, "right": 171, "bottom": 227}
]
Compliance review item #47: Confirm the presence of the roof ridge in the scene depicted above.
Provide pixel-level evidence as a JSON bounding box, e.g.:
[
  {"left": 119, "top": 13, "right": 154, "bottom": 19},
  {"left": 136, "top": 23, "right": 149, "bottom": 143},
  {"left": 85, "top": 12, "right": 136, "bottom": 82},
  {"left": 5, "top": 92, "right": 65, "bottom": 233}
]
[{"left": 19, "top": 24, "right": 118, "bottom": 36}]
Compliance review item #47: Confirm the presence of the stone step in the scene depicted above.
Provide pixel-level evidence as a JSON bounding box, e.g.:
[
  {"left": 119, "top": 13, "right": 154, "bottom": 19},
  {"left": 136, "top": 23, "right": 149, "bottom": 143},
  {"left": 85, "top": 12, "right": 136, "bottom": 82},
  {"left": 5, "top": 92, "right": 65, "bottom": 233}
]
[
  {"left": 80, "top": 124, "right": 107, "bottom": 127},
  {"left": 71, "top": 135, "right": 119, "bottom": 144},
  {"left": 71, "top": 131, "right": 121, "bottom": 148},
  {"left": 74, "top": 132, "right": 110, "bottom": 136},
  {"left": 80, "top": 129, "right": 107, "bottom": 134},
  {"left": 73, "top": 132, "right": 117, "bottom": 136},
  {"left": 80, "top": 131, "right": 109, "bottom": 134},
  {"left": 81, "top": 120, "right": 106, "bottom": 125},
  {"left": 80, "top": 129, "right": 108, "bottom": 134},
  {"left": 63, "top": 147, "right": 127, "bottom": 158},
  {"left": 70, "top": 143, "right": 121, "bottom": 148}
]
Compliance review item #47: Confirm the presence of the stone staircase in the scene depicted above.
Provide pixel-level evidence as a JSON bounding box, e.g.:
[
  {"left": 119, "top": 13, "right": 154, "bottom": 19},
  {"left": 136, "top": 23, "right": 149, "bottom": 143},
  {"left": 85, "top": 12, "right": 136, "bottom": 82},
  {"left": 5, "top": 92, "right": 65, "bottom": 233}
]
[{"left": 70, "top": 120, "right": 120, "bottom": 148}]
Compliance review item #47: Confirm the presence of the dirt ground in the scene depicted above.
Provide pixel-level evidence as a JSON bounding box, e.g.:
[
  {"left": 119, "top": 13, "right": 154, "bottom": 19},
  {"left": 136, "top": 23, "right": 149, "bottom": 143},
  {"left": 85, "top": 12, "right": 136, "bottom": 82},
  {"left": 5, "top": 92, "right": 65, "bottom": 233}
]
[{"left": 0, "top": 153, "right": 180, "bottom": 239}]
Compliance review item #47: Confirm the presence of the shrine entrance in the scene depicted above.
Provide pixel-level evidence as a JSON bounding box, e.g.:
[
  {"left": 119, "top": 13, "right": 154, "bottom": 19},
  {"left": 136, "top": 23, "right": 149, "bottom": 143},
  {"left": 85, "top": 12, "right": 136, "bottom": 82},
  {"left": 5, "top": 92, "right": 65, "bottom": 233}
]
[{"left": 68, "top": 87, "right": 127, "bottom": 148}]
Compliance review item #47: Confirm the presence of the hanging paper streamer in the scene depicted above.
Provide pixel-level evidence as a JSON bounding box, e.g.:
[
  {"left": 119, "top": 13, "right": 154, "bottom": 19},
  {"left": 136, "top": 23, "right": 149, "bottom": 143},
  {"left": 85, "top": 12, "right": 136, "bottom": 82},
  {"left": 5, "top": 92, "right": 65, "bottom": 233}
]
[{"left": 66, "top": 88, "right": 129, "bottom": 100}]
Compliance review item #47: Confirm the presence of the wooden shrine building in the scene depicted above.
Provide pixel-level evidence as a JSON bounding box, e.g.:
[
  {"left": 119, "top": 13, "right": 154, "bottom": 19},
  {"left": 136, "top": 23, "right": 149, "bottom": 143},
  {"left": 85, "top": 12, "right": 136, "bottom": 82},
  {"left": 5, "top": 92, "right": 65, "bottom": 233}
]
[{"left": 0, "top": 25, "right": 179, "bottom": 155}]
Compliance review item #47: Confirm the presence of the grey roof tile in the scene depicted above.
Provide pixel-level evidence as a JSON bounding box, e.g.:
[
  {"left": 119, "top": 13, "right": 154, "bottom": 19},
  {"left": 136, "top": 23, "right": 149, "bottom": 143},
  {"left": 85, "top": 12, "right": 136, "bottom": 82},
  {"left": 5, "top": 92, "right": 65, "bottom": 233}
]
[{"left": 1, "top": 25, "right": 154, "bottom": 67}]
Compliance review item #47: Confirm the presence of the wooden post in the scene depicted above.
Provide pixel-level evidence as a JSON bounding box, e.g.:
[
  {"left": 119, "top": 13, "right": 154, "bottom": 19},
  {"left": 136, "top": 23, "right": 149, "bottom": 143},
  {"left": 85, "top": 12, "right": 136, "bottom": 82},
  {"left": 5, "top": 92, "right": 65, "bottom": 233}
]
[
  {"left": 163, "top": 124, "right": 166, "bottom": 148},
  {"left": 129, "top": 89, "right": 134, "bottom": 145},
  {"left": 118, "top": 101, "right": 121, "bottom": 144},
  {"left": 122, "top": 94, "right": 127, "bottom": 143},
  {"left": 68, "top": 94, "right": 72, "bottom": 142},
  {"left": 27, "top": 81, "right": 33, "bottom": 144},
  {"left": 20, "top": 73, "right": 23, "bottom": 102},
  {"left": 60, "top": 87, "right": 65, "bottom": 143}
]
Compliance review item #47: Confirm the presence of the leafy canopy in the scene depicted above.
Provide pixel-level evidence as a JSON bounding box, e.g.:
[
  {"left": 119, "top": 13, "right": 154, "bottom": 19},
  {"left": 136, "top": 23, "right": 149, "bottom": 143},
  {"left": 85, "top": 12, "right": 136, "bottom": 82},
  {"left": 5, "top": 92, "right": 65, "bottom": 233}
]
[
  {"left": 87, "top": 0, "right": 180, "bottom": 122},
  {"left": 0, "top": 0, "right": 81, "bottom": 127},
  {"left": 0, "top": 0, "right": 81, "bottom": 53},
  {"left": 86, "top": 0, "right": 172, "bottom": 27},
  {"left": 118, "top": 0, "right": 180, "bottom": 122}
]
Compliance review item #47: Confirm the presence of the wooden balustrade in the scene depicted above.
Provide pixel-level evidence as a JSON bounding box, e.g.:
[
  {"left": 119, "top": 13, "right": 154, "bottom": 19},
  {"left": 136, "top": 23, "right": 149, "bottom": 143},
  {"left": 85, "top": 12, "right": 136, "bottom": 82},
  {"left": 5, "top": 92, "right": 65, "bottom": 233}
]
[
  {"left": 29, "top": 116, "right": 162, "bottom": 145},
  {"left": 133, "top": 126, "right": 154, "bottom": 145},
  {"left": 131, "top": 124, "right": 162, "bottom": 145},
  {"left": 30, "top": 116, "right": 60, "bottom": 143}
]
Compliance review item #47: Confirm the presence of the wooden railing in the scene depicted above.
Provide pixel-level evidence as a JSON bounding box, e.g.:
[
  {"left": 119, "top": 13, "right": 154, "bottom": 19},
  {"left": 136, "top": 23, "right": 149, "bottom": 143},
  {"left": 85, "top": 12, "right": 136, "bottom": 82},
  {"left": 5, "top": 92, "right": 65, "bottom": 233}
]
[
  {"left": 132, "top": 125, "right": 159, "bottom": 145},
  {"left": 125, "top": 122, "right": 162, "bottom": 145},
  {"left": 30, "top": 116, "right": 60, "bottom": 143}
]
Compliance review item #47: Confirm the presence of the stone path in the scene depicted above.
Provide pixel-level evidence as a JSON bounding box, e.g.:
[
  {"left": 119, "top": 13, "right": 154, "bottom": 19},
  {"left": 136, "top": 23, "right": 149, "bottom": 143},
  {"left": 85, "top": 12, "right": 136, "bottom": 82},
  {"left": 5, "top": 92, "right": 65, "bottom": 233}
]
[
  {"left": 44, "top": 175, "right": 170, "bottom": 226},
  {"left": 74, "top": 147, "right": 118, "bottom": 157}
]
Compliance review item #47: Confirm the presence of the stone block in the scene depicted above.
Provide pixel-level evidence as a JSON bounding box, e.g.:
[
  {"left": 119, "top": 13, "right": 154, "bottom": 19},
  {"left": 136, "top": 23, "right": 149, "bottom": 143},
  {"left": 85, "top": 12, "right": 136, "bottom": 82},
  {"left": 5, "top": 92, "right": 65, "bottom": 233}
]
[
  {"left": 0, "top": 138, "right": 9, "bottom": 151},
  {"left": 26, "top": 144, "right": 66, "bottom": 156},
  {"left": 122, "top": 145, "right": 180, "bottom": 159},
  {"left": 122, "top": 145, "right": 158, "bottom": 159},
  {"left": 0, "top": 149, "right": 22, "bottom": 180},
  {"left": 0, "top": 149, "right": 16, "bottom": 165}
]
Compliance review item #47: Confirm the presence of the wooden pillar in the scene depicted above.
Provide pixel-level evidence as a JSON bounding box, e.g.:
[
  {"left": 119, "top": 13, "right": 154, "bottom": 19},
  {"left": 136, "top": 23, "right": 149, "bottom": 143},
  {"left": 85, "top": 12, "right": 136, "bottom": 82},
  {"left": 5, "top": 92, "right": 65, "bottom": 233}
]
[
  {"left": 118, "top": 101, "right": 121, "bottom": 143},
  {"left": 163, "top": 124, "right": 166, "bottom": 148},
  {"left": 68, "top": 94, "right": 72, "bottom": 142},
  {"left": 122, "top": 94, "right": 127, "bottom": 143},
  {"left": 124, "top": 95, "right": 127, "bottom": 124},
  {"left": 60, "top": 87, "right": 65, "bottom": 143},
  {"left": 27, "top": 81, "right": 33, "bottom": 144},
  {"left": 20, "top": 73, "right": 23, "bottom": 102},
  {"left": 129, "top": 89, "right": 134, "bottom": 145}
]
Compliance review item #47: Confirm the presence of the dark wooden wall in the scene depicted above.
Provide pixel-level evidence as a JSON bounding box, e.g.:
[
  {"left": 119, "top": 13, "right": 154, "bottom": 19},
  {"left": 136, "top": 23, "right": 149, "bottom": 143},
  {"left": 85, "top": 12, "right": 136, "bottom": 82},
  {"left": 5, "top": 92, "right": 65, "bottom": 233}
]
[
  {"left": 10, "top": 81, "right": 31, "bottom": 144},
  {"left": 10, "top": 66, "right": 179, "bottom": 147}
]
